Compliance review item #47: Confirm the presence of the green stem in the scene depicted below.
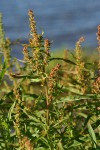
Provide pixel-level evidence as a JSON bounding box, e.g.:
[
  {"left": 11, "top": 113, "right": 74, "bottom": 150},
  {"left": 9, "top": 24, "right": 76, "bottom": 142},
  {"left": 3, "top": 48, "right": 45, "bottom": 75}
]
[{"left": 45, "top": 84, "right": 49, "bottom": 126}]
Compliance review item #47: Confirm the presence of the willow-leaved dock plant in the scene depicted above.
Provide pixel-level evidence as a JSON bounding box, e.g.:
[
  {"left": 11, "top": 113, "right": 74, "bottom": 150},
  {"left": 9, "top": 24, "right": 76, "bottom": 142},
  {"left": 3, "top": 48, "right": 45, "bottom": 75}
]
[{"left": 0, "top": 10, "right": 100, "bottom": 150}]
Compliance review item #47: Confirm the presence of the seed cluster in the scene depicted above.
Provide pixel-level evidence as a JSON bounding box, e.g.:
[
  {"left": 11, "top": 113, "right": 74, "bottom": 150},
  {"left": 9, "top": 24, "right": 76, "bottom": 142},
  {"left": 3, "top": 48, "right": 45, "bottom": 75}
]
[
  {"left": 0, "top": 13, "right": 5, "bottom": 49},
  {"left": 28, "top": 10, "right": 39, "bottom": 47},
  {"left": 21, "top": 136, "right": 33, "bottom": 150},
  {"left": 48, "top": 64, "right": 61, "bottom": 101},
  {"left": 44, "top": 39, "right": 50, "bottom": 65},
  {"left": 13, "top": 81, "right": 22, "bottom": 144},
  {"left": 44, "top": 39, "right": 50, "bottom": 54},
  {"left": 28, "top": 10, "right": 45, "bottom": 73},
  {"left": 23, "top": 45, "right": 30, "bottom": 61},
  {"left": 0, "top": 14, "right": 11, "bottom": 68},
  {"left": 3, "top": 38, "right": 11, "bottom": 68},
  {"left": 75, "top": 37, "right": 84, "bottom": 60},
  {"left": 92, "top": 76, "right": 100, "bottom": 93},
  {"left": 74, "top": 37, "right": 87, "bottom": 93},
  {"left": 97, "top": 25, "right": 100, "bottom": 68},
  {"left": 97, "top": 25, "right": 100, "bottom": 48}
]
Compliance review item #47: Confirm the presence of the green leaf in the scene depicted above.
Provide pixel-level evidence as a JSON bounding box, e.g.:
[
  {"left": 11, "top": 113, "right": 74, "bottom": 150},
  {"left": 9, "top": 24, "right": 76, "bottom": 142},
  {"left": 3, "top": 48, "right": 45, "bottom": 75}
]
[
  {"left": 57, "top": 140, "right": 64, "bottom": 150},
  {"left": 87, "top": 122, "right": 97, "bottom": 148},
  {"left": 0, "top": 61, "right": 7, "bottom": 83},
  {"left": 49, "top": 57, "right": 76, "bottom": 65},
  {"left": 68, "top": 140, "right": 82, "bottom": 148},
  {"left": 30, "top": 78, "right": 41, "bottom": 82},
  {"left": 39, "top": 137, "right": 50, "bottom": 148},
  {"left": 53, "top": 95, "right": 84, "bottom": 104},
  {"left": 8, "top": 100, "right": 16, "bottom": 120},
  {"left": 77, "top": 112, "right": 87, "bottom": 118},
  {"left": 1, "top": 121, "right": 8, "bottom": 129},
  {"left": 22, "top": 109, "right": 40, "bottom": 123},
  {"left": 54, "top": 94, "right": 100, "bottom": 104},
  {"left": 62, "top": 86, "right": 83, "bottom": 95},
  {"left": 23, "top": 93, "right": 38, "bottom": 99},
  {"left": 2, "top": 90, "right": 13, "bottom": 100}
]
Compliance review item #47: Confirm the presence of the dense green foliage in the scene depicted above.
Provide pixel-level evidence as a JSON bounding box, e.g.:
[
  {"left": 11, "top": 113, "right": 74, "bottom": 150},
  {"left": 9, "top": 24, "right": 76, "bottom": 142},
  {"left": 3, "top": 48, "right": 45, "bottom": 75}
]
[{"left": 0, "top": 10, "right": 100, "bottom": 149}]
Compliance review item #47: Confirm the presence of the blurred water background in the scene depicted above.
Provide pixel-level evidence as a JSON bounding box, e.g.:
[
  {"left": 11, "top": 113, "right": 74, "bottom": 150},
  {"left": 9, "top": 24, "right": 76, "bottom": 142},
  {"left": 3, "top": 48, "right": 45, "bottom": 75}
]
[{"left": 0, "top": 0, "right": 100, "bottom": 58}]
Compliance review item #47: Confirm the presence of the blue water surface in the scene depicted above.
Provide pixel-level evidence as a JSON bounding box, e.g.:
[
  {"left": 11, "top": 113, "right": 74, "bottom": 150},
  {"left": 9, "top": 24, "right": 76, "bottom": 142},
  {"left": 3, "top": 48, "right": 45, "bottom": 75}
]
[{"left": 0, "top": 0, "right": 100, "bottom": 58}]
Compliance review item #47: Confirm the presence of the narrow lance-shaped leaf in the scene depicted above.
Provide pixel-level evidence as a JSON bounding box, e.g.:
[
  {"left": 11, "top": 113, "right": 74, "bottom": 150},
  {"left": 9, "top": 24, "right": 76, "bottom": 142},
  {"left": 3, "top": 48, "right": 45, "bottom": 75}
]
[
  {"left": 87, "top": 122, "right": 97, "bottom": 148},
  {"left": 49, "top": 57, "right": 76, "bottom": 65},
  {"left": 8, "top": 100, "right": 16, "bottom": 120}
]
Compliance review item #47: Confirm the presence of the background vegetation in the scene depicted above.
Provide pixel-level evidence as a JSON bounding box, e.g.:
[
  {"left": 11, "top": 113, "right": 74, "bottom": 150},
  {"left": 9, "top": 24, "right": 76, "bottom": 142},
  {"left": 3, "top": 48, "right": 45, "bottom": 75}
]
[{"left": 0, "top": 10, "right": 100, "bottom": 149}]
